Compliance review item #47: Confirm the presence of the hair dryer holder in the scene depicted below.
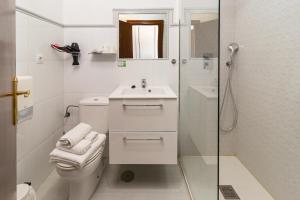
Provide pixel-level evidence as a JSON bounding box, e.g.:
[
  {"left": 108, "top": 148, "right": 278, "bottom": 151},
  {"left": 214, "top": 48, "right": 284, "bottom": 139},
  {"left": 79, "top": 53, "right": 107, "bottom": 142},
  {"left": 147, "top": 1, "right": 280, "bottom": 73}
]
[{"left": 51, "top": 43, "right": 81, "bottom": 65}]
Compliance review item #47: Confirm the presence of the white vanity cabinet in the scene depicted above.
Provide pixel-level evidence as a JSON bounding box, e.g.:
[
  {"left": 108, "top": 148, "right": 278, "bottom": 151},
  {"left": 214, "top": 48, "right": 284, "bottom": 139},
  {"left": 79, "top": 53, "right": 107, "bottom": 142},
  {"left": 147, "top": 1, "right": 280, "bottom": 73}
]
[
  {"left": 108, "top": 86, "right": 178, "bottom": 164},
  {"left": 109, "top": 131, "right": 177, "bottom": 164},
  {"left": 109, "top": 99, "right": 177, "bottom": 132}
]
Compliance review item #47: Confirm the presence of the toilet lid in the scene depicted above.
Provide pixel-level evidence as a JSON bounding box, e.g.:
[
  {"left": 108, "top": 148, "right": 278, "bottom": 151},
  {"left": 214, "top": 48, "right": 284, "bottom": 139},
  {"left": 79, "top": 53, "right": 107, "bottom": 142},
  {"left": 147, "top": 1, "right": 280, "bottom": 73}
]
[
  {"left": 17, "top": 184, "right": 29, "bottom": 200},
  {"left": 79, "top": 96, "right": 109, "bottom": 106}
]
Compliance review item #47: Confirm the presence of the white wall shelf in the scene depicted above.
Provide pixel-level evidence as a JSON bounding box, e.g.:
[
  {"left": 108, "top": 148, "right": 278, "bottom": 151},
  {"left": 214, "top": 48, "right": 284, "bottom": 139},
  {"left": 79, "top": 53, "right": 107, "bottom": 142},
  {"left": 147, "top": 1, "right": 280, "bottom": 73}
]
[
  {"left": 88, "top": 51, "right": 116, "bottom": 55},
  {"left": 88, "top": 48, "right": 117, "bottom": 55}
]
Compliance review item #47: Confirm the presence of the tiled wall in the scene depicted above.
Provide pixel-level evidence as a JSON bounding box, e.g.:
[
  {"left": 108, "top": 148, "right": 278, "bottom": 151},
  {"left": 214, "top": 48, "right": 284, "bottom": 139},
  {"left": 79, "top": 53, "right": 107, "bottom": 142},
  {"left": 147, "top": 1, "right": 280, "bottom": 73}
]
[
  {"left": 234, "top": 0, "right": 300, "bottom": 199},
  {"left": 16, "top": 11, "right": 64, "bottom": 190},
  {"left": 219, "top": 0, "right": 237, "bottom": 155}
]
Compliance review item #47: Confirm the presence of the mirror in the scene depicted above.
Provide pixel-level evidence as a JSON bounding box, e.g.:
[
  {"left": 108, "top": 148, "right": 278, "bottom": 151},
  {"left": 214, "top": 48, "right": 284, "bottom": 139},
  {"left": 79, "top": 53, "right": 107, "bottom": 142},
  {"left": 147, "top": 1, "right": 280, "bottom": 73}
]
[
  {"left": 118, "top": 13, "right": 168, "bottom": 59},
  {"left": 190, "top": 12, "right": 218, "bottom": 58}
]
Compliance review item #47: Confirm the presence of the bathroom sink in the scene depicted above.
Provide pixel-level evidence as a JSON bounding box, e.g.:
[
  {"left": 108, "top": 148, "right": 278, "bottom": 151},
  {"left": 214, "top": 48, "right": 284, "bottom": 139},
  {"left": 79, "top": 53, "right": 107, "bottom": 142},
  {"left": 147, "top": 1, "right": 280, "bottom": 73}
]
[
  {"left": 121, "top": 88, "right": 165, "bottom": 95},
  {"left": 109, "top": 86, "right": 177, "bottom": 99}
]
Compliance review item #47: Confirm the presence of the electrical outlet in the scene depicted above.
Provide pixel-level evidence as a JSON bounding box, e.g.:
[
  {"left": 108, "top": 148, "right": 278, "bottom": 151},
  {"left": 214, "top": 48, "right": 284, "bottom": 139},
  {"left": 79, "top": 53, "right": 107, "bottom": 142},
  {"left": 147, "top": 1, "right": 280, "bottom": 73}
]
[{"left": 36, "top": 54, "right": 44, "bottom": 64}]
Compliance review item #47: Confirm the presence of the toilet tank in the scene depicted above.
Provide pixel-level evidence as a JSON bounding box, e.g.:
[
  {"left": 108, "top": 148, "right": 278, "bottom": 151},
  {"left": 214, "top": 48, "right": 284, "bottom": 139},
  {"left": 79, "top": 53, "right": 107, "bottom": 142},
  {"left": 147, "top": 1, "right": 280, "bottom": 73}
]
[{"left": 79, "top": 97, "right": 109, "bottom": 134}]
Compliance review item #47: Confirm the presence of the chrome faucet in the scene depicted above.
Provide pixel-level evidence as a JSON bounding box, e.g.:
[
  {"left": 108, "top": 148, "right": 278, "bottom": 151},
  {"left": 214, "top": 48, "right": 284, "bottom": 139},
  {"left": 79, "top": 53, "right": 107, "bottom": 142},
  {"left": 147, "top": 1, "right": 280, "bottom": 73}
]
[{"left": 141, "top": 79, "right": 147, "bottom": 88}]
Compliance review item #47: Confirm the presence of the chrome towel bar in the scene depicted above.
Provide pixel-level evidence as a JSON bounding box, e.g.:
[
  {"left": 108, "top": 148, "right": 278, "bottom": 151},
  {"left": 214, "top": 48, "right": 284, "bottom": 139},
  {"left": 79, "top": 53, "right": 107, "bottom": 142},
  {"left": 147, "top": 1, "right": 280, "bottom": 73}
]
[
  {"left": 122, "top": 104, "right": 163, "bottom": 108},
  {"left": 123, "top": 137, "right": 163, "bottom": 142}
]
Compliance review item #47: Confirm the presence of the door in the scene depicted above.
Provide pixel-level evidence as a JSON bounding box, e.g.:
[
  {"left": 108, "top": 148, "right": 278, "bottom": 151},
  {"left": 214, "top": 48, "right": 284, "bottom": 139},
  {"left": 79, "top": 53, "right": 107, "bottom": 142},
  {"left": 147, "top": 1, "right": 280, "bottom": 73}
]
[
  {"left": 127, "top": 20, "right": 164, "bottom": 58},
  {"left": 0, "top": 0, "right": 16, "bottom": 199},
  {"left": 119, "top": 20, "right": 165, "bottom": 59},
  {"left": 119, "top": 20, "right": 133, "bottom": 58}
]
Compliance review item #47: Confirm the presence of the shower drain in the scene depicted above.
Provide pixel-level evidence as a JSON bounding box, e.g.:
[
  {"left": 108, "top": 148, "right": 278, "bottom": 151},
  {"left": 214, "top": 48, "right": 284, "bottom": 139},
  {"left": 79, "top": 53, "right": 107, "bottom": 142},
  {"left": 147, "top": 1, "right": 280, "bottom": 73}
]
[
  {"left": 219, "top": 185, "right": 240, "bottom": 200},
  {"left": 120, "top": 170, "right": 135, "bottom": 182}
]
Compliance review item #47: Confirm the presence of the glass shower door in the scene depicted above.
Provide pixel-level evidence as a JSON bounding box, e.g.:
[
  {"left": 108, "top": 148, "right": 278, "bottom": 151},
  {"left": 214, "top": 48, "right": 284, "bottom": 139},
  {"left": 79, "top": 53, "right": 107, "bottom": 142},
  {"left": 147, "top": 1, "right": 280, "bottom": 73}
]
[{"left": 178, "top": 2, "right": 219, "bottom": 200}]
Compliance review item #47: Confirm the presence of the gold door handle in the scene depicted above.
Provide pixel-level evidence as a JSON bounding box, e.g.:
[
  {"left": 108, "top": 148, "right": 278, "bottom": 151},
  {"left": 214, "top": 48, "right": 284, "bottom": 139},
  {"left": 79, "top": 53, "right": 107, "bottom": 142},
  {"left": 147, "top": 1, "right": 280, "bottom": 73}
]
[
  {"left": 0, "top": 76, "right": 31, "bottom": 125},
  {"left": 0, "top": 91, "right": 30, "bottom": 98}
]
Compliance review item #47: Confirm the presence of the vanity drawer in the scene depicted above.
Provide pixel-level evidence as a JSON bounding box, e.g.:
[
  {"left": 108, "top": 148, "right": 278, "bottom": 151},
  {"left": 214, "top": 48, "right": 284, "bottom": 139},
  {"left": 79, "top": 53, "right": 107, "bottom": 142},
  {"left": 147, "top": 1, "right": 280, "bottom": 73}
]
[
  {"left": 109, "top": 132, "right": 177, "bottom": 164},
  {"left": 109, "top": 99, "right": 177, "bottom": 131}
]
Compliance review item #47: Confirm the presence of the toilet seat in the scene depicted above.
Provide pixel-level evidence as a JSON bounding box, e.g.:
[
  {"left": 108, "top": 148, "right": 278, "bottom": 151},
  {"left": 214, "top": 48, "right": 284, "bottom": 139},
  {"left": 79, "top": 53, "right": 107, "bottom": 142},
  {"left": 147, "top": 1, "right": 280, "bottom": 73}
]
[{"left": 56, "top": 145, "right": 104, "bottom": 171}]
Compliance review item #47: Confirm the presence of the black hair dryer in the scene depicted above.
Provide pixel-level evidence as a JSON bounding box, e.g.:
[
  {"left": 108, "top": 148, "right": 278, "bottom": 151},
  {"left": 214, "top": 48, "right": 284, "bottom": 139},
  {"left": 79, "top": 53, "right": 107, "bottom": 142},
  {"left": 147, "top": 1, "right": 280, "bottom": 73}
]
[{"left": 71, "top": 43, "right": 80, "bottom": 65}]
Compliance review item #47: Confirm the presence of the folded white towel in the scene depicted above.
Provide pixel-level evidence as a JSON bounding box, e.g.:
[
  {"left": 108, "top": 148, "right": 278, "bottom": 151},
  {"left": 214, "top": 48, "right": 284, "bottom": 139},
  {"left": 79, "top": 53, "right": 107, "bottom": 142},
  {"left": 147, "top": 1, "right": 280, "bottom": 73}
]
[
  {"left": 84, "top": 131, "right": 98, "bottom": 142},
  {"left": 57, "top": 123, "right": 92, "bottom": 148},
  {"left": 50, "top": 133, "right": 106, "bottom": 169},
  {"left": 57, "top": 139, "right": 92, "bottom": 155}
]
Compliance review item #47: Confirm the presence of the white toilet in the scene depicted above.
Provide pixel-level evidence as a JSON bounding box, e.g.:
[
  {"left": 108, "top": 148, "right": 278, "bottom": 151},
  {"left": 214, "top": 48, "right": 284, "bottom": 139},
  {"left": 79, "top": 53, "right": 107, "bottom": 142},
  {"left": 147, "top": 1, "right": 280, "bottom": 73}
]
[
  {"left": 17, "top": 184, "right": 36, "bottom": 200},
  {"left": 56, "top": 97, "right": 109, "bottom": 200}
]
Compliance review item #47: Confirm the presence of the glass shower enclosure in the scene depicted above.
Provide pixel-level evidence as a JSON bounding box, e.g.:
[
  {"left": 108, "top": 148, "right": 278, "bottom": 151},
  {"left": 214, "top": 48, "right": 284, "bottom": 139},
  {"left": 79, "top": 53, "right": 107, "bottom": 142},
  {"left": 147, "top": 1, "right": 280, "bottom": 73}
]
[{"left": 178, "top": 1, "right": 219, "bottom": 199}]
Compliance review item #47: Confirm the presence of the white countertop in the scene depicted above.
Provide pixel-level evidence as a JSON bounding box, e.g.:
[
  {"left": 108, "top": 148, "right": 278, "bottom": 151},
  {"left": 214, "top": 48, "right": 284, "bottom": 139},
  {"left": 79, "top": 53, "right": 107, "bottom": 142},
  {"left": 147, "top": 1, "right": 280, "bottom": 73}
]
[{"left": 109, "top": 85, "right": 177, "bottom": 99}]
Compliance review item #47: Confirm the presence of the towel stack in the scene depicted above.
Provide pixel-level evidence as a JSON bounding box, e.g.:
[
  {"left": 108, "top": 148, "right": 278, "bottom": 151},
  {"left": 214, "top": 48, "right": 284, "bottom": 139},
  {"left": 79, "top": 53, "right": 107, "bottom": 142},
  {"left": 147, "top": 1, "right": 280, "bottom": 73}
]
[{"left": 49, "top": 123, "right": 106, "bottom": 169}]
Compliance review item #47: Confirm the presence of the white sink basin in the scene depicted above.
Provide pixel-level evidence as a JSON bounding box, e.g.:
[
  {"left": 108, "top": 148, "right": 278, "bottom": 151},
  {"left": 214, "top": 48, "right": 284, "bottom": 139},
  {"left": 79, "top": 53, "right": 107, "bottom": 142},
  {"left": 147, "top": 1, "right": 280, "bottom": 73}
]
[
  {"left": 110, "top": 86, "right": 177, "bottom": 99},
  {"left": 121, "top": 88, "right": 165, "bottom": 95}
]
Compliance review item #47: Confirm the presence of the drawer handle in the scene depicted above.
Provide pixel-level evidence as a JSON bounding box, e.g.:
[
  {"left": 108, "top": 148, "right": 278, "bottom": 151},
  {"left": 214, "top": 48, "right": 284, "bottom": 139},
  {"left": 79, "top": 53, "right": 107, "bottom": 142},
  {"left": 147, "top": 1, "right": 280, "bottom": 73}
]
[
  {"left": 123, "top": 137, "right": 163, "bottom": 142},
  {"left": 122, "top": 104, "right": 163, "bottom": 109}
]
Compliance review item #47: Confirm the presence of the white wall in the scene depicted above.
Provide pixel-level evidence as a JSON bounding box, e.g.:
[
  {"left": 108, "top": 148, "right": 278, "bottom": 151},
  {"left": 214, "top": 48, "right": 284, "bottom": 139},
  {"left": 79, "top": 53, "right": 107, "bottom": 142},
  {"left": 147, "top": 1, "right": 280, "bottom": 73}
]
[
  {"left": 63, "top": 1, "right": 179, "bottom": 130},
  {"left": 16, "top": 0, "right": 63, "bottom": 23},
  {"left": 16, "top": 7, "right": 64, "bottom": 190},
  {"left": 179, "top": 0, "right": 219, "bottom": 23},
  {"left": 234, "top": 0, "right": 300, "bottom": 199},
  {"left": 63, "top": 0, "right": 179, "bottom": 25}
]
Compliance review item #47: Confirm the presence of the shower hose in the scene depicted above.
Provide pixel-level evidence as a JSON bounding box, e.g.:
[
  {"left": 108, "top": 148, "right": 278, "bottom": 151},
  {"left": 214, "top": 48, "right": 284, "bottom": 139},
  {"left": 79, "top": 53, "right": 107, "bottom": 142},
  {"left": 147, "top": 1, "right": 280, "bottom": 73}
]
[{"left": 220, "top": 55, "right": 238, "bottom": 133}]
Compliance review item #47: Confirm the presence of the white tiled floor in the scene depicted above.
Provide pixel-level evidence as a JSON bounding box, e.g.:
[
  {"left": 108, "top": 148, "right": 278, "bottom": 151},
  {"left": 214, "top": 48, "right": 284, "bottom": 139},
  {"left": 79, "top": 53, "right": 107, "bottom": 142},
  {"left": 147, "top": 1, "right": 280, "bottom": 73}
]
[
  {"left": 37, "top": 164, "right": 191, "bottom": 200},
  {"left": 219, "top": 156, "right": 274, "bottom": 200},
  {"left": 37, "top": 156, "right": 273, "bottom": 200}
]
